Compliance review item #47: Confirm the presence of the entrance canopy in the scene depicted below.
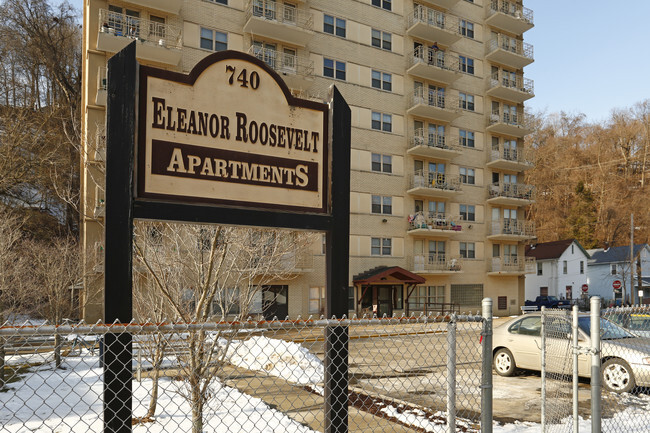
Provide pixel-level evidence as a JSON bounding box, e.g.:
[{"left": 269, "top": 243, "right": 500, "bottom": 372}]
[{"left": 353, "top": 266, "right": 425, "bottom": 285}]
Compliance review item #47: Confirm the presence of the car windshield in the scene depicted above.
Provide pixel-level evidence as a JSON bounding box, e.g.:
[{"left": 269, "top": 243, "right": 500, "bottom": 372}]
[
  {"left": 546, "top": 296, "right": 558, "bottom": 301},
  {"left": 577, "top": 316, "right": 635, "bottom": 340}
]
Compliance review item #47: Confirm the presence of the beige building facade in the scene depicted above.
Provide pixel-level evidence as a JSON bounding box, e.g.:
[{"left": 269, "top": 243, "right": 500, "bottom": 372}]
[{"left": 81, "top": 0, "right": 536, "bottom": 321}]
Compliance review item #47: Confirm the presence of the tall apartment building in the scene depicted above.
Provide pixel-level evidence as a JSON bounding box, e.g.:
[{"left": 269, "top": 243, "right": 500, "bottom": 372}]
[{"left": 81, "top": 0, "right": 536, "bottom": 321}]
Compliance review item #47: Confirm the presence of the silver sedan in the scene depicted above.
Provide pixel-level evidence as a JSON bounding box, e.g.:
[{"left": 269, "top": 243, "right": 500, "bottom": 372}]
[{"left": 492, "top": 313, "right": 650, "bottom": 393}]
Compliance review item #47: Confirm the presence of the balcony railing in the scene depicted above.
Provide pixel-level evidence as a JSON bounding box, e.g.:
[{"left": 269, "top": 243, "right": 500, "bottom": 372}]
[
  {"left": 409, "top": 88, "right": 460, "bottom": 117},
  {"left": 408, "top": 5, "right": 460, "bottom": 35},
  {"left": 489, "top": 220, "right": 535, "bottom": 238},
  {"left": 409, "top": 45, "right": 460, "bottom": 72},
  {"left": 489, "top": 109, "right": 526, "bottom": 128},
  {"left": 246, "top": 0, "right": 313, "bottom": 29},
  {"left": 488, "top": 182, "right": 535, "bottom": 201},
  {"left": 489, "top": 0, "right": 534, "bottom": 25},
  {"left": 488, "top": 71, "right": 534, "bottom": 95},
  {"left": 486, "top": 34, "right": 534, "bottom": 61},
  {"left": 411, "top": 171, "right": 461, "bottom": 192},
  {"left": 411, "top": 254, "right": 462, "bottom": 273},
  {"left": 490, "top": 256, "right": 535, "bottom": 273},
  {"left": 410, "top": 128, "right": 460, "bottom": 152},
  {"left": 98, "top": 9, "right": 182, "bottom": 50},
  {"left": 408, "top": 212, "right": 463, "bottom": 232},
  {"left": 247, "top": 45, "right": 314, "bottom": 78},
  {"left": 489, "top": 147, "right": 532, "bottom": 166}
]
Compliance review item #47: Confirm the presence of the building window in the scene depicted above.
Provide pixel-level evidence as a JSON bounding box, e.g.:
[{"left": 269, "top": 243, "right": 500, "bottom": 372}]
[
  {"left": 459, "top": 56, "right": 474, "bottom": 74},
  {"left": 498, "top": 296, "right": 507, "bottom": 310},
  {"left": 309, "top": 286, "right": 326, "bottom": 314},
  {"left": 408, "top": 285, "right": 445, "bottom": 311},
  {"left": 451, "top": 283, "right": 483, "bottom": 305},
  {"left": 563, "top": 260, "right": 568, "bottom": 274},
  {"left": 537, "top": 262, "right": 543, "bottom": 276},
  {"left": 580, "top": 260, "right": 584, "bottom": 274},
  {"left": 200, "top": 28, "right": 227, "bottom": 51},
  {"left": 324, "top": 58, "right": 346, "bottom": 80},
  {"left": 459, "top": 130, "right": 475, "bottom": 148},
  {"left": 348, "top": 286, "right": 355, "bottom": 311},
  {"left": 372, "top": 0, "right": 392, "bottom": 11},
  {"left": 540, "top": 287, "right": 548, "bottom": 296},
  {"left": 372, "top": 195, "right": 392, "bottom": 214},
  {"left": 459, "top": 92, "right": 475, "bottom": 111},
  {"left": 371, "top": 153, "right": 392, "bottom": 173},
  {"left": 371, "top": 237, "right": 392, "bottom": 256},
  {"left": 459, "top": 167, "right": 475, "bottom": 184},
  {"left": 459, "top": 204, "right": 475, "bottom": 221},
  {"left": 611, "top": 264, "right": 617, "bottom": 275},
  {"left": 207, "top": 0, "right": 228, "bottom": 4},
  {"left": 460, "top": 242, "right": 475, "bottom": 259},
  {"left": 321, "top": 234, "right": 326, "bottom": 254},
  {"left": 371, "top": 70, "right": 392, "bottom": 91},
  {"left": 372, "top": 112, "right": 392, "bottom": 132},
  {"left": 460, "top": 19, "right": 474, "bottom": 38},
  {"left": 371, "top": 29, "right": 392, "bottom": 50},
  {"left": 324, "top": 15, "right": 346, "bottom": 37}
]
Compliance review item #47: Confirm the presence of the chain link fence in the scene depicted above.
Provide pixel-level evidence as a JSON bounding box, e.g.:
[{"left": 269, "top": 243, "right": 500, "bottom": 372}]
[
  {"left": 0, "top": 311, "right": 491, "bottom": 433},
  {"left": 541, "top": 302, "right": 650, "bottom": 433}
]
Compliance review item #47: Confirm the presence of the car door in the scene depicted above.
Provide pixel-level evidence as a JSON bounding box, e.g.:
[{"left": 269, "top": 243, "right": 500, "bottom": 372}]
[{"left": 504, "top": 316, "right": 542, "bottom": 370}]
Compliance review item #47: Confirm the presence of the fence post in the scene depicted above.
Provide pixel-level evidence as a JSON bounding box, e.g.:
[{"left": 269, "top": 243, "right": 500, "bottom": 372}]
[
  {"left": 572, "top": 305, "right": 579, "bottom": 433},
  {"left": 541, "top": 306, "right": 546, "bottom": 432},
  {"left": 591, "top": 296, "right": 601, "bottom": 433},
  {"left": 481, "top": 298, "right": 493, "bottom": 433},
  {"left": 447, "top": 315, "right": 456, "bottom": 433}
]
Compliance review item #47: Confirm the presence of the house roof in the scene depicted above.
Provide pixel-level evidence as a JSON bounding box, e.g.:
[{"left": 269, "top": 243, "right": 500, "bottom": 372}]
[
  {"left": 589, "top": 244, "right": 649, "bottom": 265},
  {"left": 525, "top": 239, "right": 589, "bottom": 260},
  {"left": 352, "top": 266, "right": 425, "bottom": 285}
]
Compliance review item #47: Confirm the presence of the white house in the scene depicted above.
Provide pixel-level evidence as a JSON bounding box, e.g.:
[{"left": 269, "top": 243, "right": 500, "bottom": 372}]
[
  {"left": 587, "top": 244, "right": 650, "bottom": 305},
  {"left": 524, "top": 239, "right": 590, "bottom": 302}
]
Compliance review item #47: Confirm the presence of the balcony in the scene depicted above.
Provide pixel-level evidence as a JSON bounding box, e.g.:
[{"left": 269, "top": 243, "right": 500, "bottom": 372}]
[
  {"left": 408, "top": 129, "right": 461, "bottom": 161},
  {"left": 487, "top": 220, "right": 536, "bottom": 241},
  {"left": 487, "top": 182, "right": 535, "bottom": 206},
  {"left": 406, "top": 5, "right": 461, "bottom": 47},
  {"left": 416, "top": 0, "right": 460, "bottom": 10},
  {"left": 486, "top": 71, "right": 534, "bottom": 103},
  {"left": 95, "top": 67, "right": 107, "bottom": 106},
  {"left": 408, "top": 171, "right": 461, "bottom": 199},
  {"left": 486, "top": 0, "right": 534, "bottom": 34},
  {"left": 408, "top": 212, "right": 463, "bottom": 237},
  {"left": 488, "top": 256, "right": 535, "bottom": 276},
  {"left": 486, "top": 147, "right": 533, "bottom": 172},
  {"left": 97, "top": 9, "right": 182, "bottom": 65},
  {"left": 407, "top": 89, "right": 461, "bottom": 123},
  {"left": 248, "top": 46, "right": 314, "bottom": 91},
  {"left": 243, "top": 1, "right": 314, "bottom": 47},
  {"left": 487, "top": 110, "right": 532, "bottom": 137},
  {"left": 485, "top": 34, "right": 533, "bottom": 69},
  {"left": 410, "top": 254, "right": 462, "bottom": 275},
  {"left": 407, "top": 46, "right": 460, "bottom": 85},
  {"left": 121, "top": 0, "right": 182, "bottom": 15}
]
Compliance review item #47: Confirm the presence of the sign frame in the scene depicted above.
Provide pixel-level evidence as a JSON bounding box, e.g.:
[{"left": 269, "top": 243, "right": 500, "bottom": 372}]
[
  {"left": 136, "top": 50, "right": 330, "bottom": 214},
  {"left": 103, "top": 43, "right": 351, "bottom": 433}
]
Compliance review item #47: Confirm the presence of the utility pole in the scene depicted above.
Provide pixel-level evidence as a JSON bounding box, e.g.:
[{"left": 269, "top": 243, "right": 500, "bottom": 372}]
[{"left": 631, "top": 213, "right": 635, "bottom": 305}]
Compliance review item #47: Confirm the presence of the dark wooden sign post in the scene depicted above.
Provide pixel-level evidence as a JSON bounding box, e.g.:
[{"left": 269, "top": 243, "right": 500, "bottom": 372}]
[{"left": 104, "top": 43, "right": 350, "bottom": 432}]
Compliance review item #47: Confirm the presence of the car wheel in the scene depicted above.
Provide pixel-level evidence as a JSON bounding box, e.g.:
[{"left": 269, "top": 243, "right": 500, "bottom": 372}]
[
  {"left": 602, "top": 358, "right": 635, "bottom": 393},
  {"left": 494, "top": 348, "right": 517, "bottom": 377}
]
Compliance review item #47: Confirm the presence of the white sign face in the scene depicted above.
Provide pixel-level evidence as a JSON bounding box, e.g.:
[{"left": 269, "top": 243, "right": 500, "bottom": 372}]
[{"left": 137, "top": 52, "right": 329, "bottom": 213}]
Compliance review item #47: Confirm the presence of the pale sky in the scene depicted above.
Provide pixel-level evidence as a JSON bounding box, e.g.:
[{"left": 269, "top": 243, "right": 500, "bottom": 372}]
[
  {"left": 525, "top": 0, "right": 650, "bottom": 123},
  {"left": 73, "top": 0, "right": 650, "bottom": 124}
]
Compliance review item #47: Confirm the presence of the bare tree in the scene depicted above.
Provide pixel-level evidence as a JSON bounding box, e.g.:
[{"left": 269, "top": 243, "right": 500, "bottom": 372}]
[
  {"left": 0, "top": 0, "right": 81, "bottom": 237},
  {"left": 132, "top": 221, "right": 316, "bottom": 431}
]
